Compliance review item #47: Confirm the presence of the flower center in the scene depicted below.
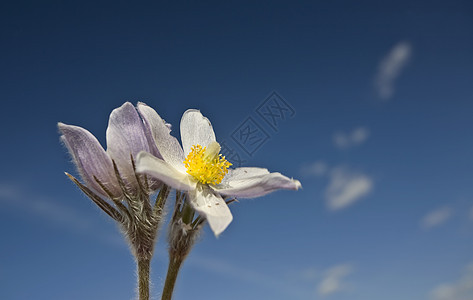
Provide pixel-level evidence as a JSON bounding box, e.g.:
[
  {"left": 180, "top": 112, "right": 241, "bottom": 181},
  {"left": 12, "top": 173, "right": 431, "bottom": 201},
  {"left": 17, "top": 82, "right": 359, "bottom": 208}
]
[{"left": 183, "top": 142, "right": 231, "bottom": 185}]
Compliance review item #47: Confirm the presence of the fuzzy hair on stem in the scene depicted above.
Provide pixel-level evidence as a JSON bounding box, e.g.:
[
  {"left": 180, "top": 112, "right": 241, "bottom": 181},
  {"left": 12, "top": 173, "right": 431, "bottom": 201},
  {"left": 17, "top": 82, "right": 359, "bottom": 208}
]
[
  {"left": 161, "top": 193, "right": 204, "bottom": 300},
  {"left": 66, "top": 156, "right": 170, "bottom": 300}
]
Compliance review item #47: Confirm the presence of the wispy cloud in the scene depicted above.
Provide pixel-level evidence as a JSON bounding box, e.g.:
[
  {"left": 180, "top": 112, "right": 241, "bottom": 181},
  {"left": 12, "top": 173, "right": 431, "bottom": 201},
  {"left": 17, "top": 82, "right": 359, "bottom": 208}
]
[
  {"left": 333, "top": 127, "right": 370, "bottom": 149},
  {"left": 375, "top": 41, "right": 412, "bottom": 100},
  {"left": 189, "top": 254, "right": 308, "bottom": 298},
  {"left": 325, "top": 167, "right": 373, "bottom": 210},
  {"left": 0, "top": 183, "right": 21, "bottom": 202},
  {"left": 430, "top": 262, "right": 473, "bottom": 300},
  {"left": 288, "top": 263, "right": 355, "bottom": 298},
  {"left": 0, "top": 183, "right": 123, "bottom": 247},
  {"left": 317, "top": 263, "right": 354, "bottom": 296},
  {"left": 299, "top": 267, "right": 318, "bottom": 281},
  {"left": 301, "top": 160, "right": 328, "bottom": 177},
  {"left": 421, "top": 206, "right": 453, "bottom": 229}
]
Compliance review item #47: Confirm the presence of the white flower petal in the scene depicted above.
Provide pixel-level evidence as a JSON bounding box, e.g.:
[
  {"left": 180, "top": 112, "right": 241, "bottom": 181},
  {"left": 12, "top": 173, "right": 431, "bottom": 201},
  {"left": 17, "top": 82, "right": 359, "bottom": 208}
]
[
  {"left": 212, "top": 168, "right": 302, "bottom": 198},
  {"left": 180, "top": 109, "right": 216, "bottom": 156},
  {"left": 106, "top": 102, "right": 151, "bottom": 187},
  {"left": 137, "top": 103, "right": 186, "bottom": 173},
  {"left": 222, "top": 167, "right": 270, "bottom": 182},
  {"left": 136, "top": 151, "right": 196, "bottom": 191},
  {"left": 189, "top": 185, "right": 233, "bottom": 237}
]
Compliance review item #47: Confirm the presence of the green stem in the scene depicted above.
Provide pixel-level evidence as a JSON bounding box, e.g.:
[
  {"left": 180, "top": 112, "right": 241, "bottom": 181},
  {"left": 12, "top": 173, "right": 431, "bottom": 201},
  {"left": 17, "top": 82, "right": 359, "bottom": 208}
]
[
  {"left": 181, "top": 201, "right": 194, "bottom": 225},
  {"left": 138, "top": 257, "right": 151, "bottom": 300},
  {"left": 161, "top": 255, "right": 184, "bottom": 300}
]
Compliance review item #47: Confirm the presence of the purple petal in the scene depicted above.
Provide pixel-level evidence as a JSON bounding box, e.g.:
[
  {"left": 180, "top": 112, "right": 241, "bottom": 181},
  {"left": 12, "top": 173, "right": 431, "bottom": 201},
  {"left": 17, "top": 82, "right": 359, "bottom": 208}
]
[
  {"left": 189, "top": 185, "right": 233, "bottom": 237},
  {"left": 106, "top": 102, "right": 151, "bottom": 189},
  {"left": 137, "top": 103, "right": 186, "bottom": 173},
  {"left": 136, "top": 102, "right": 162, "bottom": 159},
  {"left": 58, "top": 122, "right": 122, "bottom": 198},
  {"left": 180, "top": 109, "right": 216, "bottom": 156},
  {"left": 211, "top": 167, "right": 301, "bottom": 198}
]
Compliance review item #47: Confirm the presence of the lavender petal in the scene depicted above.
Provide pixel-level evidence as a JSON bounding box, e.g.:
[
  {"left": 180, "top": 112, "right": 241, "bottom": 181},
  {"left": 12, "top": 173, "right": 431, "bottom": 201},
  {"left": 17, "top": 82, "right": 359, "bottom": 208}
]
[
  {"left": 58, "top": 122, "right": 122, "bottom": 198},
  {"left": 106, "top": 102, "right": 151, "bottom": 190}
]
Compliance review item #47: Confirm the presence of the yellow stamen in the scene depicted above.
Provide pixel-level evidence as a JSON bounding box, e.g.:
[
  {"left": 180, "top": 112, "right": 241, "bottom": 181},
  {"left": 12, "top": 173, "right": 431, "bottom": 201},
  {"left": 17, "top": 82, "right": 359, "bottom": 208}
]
[{"left": 183, "top": 142, "right": 231, "bottom": 185}]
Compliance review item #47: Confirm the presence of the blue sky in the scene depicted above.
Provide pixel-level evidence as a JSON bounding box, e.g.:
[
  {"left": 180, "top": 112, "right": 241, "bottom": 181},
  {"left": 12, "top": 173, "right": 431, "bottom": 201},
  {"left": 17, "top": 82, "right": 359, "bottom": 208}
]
[{"left": 1, "top": 1, "right": 473, "bottom": 299}]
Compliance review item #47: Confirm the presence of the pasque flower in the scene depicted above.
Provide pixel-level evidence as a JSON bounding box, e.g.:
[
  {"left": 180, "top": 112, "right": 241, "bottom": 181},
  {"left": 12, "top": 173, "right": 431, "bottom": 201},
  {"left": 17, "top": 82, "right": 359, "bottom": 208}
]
[
  {"left": 59, "top": 102, "right": 171, "bottom": 300},
  {"left": 58, "top": 102, "right": 162, "bottom": 199},
  {"left": 136, "top": 106, "right": 302, "bottom": 236}
]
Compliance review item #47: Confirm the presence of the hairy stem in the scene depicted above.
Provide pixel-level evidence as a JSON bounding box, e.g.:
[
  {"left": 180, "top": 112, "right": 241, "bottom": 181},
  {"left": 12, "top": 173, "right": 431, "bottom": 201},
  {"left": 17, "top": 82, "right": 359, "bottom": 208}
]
[
  {"left": 138, "top": 257, "right": 151, "bottom": 300},
  {"left": 161, "top": 255, "right": 184, "bottom": 300}
]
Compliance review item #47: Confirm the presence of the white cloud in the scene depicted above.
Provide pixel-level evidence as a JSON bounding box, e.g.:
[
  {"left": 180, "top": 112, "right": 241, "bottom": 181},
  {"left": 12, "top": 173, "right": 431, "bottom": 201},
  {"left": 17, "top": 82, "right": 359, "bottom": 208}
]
[
  {"left": 0, "top": 183, "right": 21, "bottom": 202},
  {"left": 325, "top": 168, "right": 373, "bottom": 210},
  {"left": 301, "top": 160, "right": 328, "bottom": 177},
  {"left": 190, "top": 258, "right": 356, "bottom": 299},
  {"left": 0, "top": 183, "right": 123, "bottom": 247},
  {"left": 286, "top": 267, "right": 319, "bottom": 282},
  {"left": 333, "top": 127, "right": 370, "bottom": 149},
  {"left": 189, "top": 255, "right": 308, "bottom": 298},
  {"left": 300, "top": 267, "right": 318, "bottom": 280},
  {"left": 375, "top": 41, "right": 412, "bottom": 100},
  {"left": 421, "top": 206, "right": 453, "bottom": 229},
  {"left": 317, "top": 264, "right": 354, "bottom": 296},
  {"left": 430, "top": 262, "right": 473, "bottom": 300}
]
